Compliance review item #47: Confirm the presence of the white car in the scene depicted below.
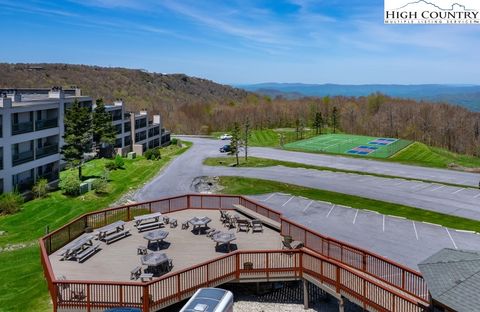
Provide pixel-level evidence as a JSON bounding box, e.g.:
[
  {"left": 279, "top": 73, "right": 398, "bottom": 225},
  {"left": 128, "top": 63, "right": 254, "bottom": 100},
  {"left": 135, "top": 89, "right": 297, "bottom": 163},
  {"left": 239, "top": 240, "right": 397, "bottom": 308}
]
[{"left": 220, "top": 134, "right": 232, "bottom": 140}]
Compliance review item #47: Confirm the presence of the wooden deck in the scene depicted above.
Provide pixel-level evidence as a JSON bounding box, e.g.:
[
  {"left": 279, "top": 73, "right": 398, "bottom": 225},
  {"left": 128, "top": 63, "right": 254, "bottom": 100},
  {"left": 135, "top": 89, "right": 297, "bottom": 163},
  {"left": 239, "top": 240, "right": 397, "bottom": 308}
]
[{"left": 50, "top": 209, "right": 283, "bottom": 282}]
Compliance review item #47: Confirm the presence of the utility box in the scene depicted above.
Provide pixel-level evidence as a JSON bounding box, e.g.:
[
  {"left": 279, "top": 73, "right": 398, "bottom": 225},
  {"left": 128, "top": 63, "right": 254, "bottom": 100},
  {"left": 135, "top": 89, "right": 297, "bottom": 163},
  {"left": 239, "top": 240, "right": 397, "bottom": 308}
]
[
  {"left": 79, "top": 182, "right": 89, "bottom": 194},
  {"left": 127, "top": 152, "right": 136, "bottom": 159},
  {"left": 84, "top": 179, "right": 96, "bottom": 191}
]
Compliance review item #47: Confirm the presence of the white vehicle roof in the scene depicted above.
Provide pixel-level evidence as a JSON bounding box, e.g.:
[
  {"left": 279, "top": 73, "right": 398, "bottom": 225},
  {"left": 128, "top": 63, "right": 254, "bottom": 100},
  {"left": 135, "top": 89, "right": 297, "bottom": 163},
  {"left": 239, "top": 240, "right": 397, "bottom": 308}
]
[{"left": 179, "top": 288, "right": 233, "bottom": 312}]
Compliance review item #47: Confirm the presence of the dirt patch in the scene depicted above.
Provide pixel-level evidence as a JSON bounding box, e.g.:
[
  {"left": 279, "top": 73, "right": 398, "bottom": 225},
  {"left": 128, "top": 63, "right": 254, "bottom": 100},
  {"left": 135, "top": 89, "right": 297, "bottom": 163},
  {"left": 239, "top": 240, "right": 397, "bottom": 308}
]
[{"left": 191, "top": 176, "right": 224, "bottom": 194}]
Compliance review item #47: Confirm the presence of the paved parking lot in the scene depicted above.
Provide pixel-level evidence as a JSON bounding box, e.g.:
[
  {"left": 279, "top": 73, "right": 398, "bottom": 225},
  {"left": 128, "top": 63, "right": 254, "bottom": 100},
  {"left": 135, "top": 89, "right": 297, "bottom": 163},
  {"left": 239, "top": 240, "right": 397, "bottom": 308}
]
[{"left": 249, "top": 193, "right": 480, "bottom": 270}]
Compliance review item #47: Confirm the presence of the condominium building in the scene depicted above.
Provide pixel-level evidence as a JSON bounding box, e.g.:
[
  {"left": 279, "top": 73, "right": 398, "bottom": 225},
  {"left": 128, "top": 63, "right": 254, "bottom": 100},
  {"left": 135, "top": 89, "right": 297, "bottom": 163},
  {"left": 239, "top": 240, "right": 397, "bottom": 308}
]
[
  {"left": 100, "top": 100, "right": 170, "bottom": 156},
  {"left": 0, "top": 88, "right": 93, "bottom": 193}
]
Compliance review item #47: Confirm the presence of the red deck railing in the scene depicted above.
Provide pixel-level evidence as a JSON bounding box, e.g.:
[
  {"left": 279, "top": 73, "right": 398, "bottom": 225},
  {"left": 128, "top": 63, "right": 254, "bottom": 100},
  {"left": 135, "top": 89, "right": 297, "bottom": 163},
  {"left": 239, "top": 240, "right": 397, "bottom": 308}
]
[{"left": 39, "top": 194, "right": 430, "bottom": 312}]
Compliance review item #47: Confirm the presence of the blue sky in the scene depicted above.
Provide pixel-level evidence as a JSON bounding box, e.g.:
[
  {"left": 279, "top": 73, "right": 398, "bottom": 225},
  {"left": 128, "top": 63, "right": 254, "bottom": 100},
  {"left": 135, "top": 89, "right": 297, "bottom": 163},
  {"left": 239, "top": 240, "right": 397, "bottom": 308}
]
[{"left": 0, "top": 0, "right": 479, "bottom": 84}]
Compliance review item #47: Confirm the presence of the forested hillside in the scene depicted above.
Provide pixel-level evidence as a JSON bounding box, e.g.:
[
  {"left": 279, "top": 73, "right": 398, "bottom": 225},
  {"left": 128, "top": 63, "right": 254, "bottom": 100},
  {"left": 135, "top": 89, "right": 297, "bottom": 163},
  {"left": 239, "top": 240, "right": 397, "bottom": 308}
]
[
  {"left": 0, "top": 63, "right": 252, "bottom": 132},
  {"left": 1, "top": 63, "right": 479, "bottom": 157}
]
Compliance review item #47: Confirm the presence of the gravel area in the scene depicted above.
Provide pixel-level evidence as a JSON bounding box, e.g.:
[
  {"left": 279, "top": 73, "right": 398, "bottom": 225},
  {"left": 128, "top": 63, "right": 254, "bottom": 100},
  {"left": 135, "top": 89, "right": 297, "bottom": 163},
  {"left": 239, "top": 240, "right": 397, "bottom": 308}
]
[{"left": 162, "top": 281, "right": 362, "bottom": 312}]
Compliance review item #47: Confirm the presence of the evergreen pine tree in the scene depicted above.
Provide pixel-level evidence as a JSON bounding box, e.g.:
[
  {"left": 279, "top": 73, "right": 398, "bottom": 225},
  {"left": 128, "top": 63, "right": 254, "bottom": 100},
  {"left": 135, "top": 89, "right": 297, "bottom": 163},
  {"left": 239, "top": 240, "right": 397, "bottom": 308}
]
[
  {"left": 229, "top": 122, "right": 242, "bottom": 166},
  {"left": 92, "top": 98, "right": 116, "bottom": 156},
  {"left": 61, "top": 100, "right": 93, "bottom": 180}
]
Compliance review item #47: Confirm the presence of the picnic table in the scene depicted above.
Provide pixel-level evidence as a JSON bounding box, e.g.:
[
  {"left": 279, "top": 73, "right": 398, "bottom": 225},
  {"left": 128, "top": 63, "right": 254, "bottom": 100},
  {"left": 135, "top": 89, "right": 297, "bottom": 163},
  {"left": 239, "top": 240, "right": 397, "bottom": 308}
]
[
  {"left": 141, "top": 252, "right": 169, "bottom": 275},
  {"left": 59, "top": 234, "right": 94, "bottom": 260},
  {"left": 134, "top": 212, "right": 162, "bottom": 226},
  {"left": 143, "top": 229, "right": 169, "bottom": 250},
  {"left": 213, "top": 232, "right": 236, "bottom": 252},
  {"left": 96, "top": 220, "right": 125, "bottom": 240},
  {"left": 188, "top": 216, "right": 212, "bottom": 234}
]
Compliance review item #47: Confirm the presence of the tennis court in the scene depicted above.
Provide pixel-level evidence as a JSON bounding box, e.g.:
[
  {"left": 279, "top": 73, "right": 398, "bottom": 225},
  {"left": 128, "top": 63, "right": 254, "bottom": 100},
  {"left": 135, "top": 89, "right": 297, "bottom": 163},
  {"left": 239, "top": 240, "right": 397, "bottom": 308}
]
[{"left": 284, "top": 134, "right": 412, "bottom": 158}]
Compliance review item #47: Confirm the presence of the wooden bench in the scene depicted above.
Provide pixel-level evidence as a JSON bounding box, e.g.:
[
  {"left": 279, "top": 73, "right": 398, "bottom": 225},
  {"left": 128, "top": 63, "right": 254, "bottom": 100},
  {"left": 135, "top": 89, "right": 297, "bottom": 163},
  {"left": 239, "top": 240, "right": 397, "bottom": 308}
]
[
  {"left": 76, "top": 243, "right": 100, "bottom": 263},
  {"left": 137, "top": 221, "right": 163, "bottom": 232},
  {"left": 104, "top": 229, "right": 130, "bottom": 244},
  {"left": 140, "top": 273, "right": 154, "bottom": 282},
  {"left": 130, "top": 266, "right": 142, "bottom": 280},
  {"left": 233, "top": 204, "right": 281, "bottom": 230}
]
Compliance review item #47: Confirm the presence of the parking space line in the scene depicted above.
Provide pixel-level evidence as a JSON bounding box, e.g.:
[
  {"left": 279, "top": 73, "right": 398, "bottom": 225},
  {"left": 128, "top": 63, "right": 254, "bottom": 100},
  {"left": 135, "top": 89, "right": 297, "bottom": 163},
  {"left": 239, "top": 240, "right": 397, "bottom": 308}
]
[
  {"left": 353, "top": 209, "right": 359, "bottom": 224},
  {"left": 430, "top": 185, "right": 445, "bottom": 192},
  {"left": 445, "top": 228, "right": 458, "bottom": 249},
  {"left": 303, "top": 200, "right": 314, "bottom": 213},
  {"left": 412, "top": 222, "right": 419, "bottom": 240},
  {"left": 262, "top": 193, "right": 276, "bottom": 202},
  {"left": 474, "top": 193, "right": 480, "bottom": 198},
  {"left": 451, "top": 188, "right": 465, "bottom": 194},
  {"left": 326, "top": 205, "right": 335, "bottom": 218},
  {"left": 382, "top": 215, "right": 385, "bottom": 232},
  {"left": 281, "top": 196, "right": 294, "bottom": 207}
]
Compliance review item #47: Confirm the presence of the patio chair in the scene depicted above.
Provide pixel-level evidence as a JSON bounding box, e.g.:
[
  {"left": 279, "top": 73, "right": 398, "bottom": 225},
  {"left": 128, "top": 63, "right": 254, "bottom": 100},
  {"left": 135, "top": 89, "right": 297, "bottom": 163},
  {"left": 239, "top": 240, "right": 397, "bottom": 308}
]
[
  {"left": 168, "top": 258, "right": 174, "bottom": 271},
  {"left": 182, "top": 221, "right": 189, "bottom": 230},
  {"left": 170, "top": 218, "right": 178, "bottom": 228},
  {"left": 206, "top": 228, "right": 216, "bottom": 237},
  {"left": 57, "top": 275, "right": 85, "bottom": 300},
  {"left": 137, "top": 245, "right": 148, "bottom": 255},
  {"left": 251, "top": 220, "right": 263, "bottom": 233},
  {"left": 237, "top": 219, "right": 250, "bottom": 233},
  {"left": 130, "top": 266, "right": 142, "bottom": 280},
  {"left": 282, "top": 240, "right": 304, "bottom": 250}
]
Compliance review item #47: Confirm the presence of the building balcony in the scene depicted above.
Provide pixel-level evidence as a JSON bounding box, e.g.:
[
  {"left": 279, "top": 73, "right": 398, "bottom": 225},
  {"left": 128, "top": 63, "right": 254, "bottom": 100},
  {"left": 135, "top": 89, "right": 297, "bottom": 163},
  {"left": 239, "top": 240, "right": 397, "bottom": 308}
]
[
  {"left": 38, "top": 170, "right": 59, "bottom": 182},
  {"left": 36, "top": 144, "right": 59, "bottom": 159},
  {"left": 12, "top": 121, "right": 34, "bottom": 135},
  {"left": 12, "top": 150, "right": 34, "bottom": 166},
  {"left": 35, "top": 118, "right": 58, "bottom": 131},
  {"left": 15, "top": 177, "right": 34, "bottom": 193}
]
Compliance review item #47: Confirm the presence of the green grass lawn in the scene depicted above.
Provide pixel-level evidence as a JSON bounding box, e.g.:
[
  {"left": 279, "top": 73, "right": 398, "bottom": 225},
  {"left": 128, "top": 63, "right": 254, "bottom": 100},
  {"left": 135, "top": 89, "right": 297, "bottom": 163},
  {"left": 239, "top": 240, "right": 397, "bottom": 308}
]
[
  {"left": 0, "top": 142, "right": 191, "bottom": 312},
  {"left": 218, "top": 176, "right": 480, "bottom": 232},
  {"left": 212, "top": 128, "right": 332, "bottom": 148},
  {"left": 284, "top": 134, "right": 412, "bottom": 159},
  {"left": 390, "top": 142, "right": 480, "bottom": 169}
]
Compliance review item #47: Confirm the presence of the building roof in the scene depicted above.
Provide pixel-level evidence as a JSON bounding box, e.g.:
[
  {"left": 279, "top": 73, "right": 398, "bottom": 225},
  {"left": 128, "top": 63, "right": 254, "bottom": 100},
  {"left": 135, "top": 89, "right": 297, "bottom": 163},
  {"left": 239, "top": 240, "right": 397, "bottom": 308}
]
[{"left": 418, "top": 248, "right": 480, "bottom": 312}]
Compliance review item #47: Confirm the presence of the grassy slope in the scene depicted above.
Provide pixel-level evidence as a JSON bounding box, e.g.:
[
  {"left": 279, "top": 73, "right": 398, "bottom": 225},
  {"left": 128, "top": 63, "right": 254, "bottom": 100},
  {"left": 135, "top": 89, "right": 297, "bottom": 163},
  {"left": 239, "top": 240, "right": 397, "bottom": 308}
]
[
  {"left": 218, "top": 176, "right": 480, "bottom": 232},
  {"left": 203, "top": 157, "right": 472, "bottom": 187},
  {"left": 391, "top": 142, "right": 480, "bottom": 169},
  {"left": 0, "top": 142, "right": 190, "bottom": 312}
]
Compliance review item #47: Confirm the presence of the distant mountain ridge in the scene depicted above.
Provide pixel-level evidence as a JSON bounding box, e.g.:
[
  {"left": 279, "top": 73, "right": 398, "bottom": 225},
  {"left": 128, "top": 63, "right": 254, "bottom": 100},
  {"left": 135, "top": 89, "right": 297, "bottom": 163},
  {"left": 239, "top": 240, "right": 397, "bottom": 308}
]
[{"left": 238, "top": 83, "right": 480, "bottom": 111}]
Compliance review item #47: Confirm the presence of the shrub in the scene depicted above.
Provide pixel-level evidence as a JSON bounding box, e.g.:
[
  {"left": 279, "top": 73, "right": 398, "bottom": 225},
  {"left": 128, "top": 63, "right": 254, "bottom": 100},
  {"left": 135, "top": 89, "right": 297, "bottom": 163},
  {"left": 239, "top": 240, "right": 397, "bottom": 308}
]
[
  {"left": 114, "top": 155, "right": 125, "bottom": 169},
  {"left": 0, "top": 192, "right": 24, "bottom": 215},
  {"left": 171, "top": 138, "right": 178, "bottom": 145},
  {"left": 105, "top": 161, "right": 117, "bottom": 171},
  {"left": 32, "top": 178, "right": 49, "bottom": 198},
  {"left": 59, "top": 175, "right": 81, "bottom": 196},
  {"left": 145, "top": 148, "right": 161, "bottom": 160},
  {"left": 92, "top": 178, "right": 108, "bottom": 194}
]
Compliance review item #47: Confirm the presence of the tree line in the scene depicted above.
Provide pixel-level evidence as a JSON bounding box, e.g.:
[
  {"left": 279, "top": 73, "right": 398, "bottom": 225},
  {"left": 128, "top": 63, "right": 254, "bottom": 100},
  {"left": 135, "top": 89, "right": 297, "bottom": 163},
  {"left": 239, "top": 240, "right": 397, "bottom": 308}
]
[{"left": 173, "top": 94, "right": 480, "bottom": 157}]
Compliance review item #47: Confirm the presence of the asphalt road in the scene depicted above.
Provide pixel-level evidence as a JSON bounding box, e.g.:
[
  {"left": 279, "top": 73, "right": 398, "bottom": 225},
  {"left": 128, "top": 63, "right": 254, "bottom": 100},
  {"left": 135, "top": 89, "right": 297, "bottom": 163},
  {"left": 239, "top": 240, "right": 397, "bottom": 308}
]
[
  {"left": 135, "top": 137, "right": 480, "bottom": 220},
  {"left": 251, "top": 147, "right": 480, "bottom": 187}
]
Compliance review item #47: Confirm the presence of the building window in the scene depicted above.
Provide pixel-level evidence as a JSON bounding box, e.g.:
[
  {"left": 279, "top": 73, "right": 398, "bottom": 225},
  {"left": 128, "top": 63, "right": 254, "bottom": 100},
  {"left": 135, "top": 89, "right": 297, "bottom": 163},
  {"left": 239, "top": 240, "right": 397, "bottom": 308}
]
[
  {"left": 36, "top": 135, "right": 59, "bottom": 159},
  {"left": 0, "top": 178, "right": 3, "bottom": 194},
  {"left": 135, "top": 118, "right": 147, "bottom": 129},
  {"left": 135, "top": 130, "right": 146, "bottom": 142},
  {"left": 115, "top": 124, "right": 123, "bottom": 134},
  {"left": 12, "top": 169, "right": 35, "bottom": 193},
  {"left": 124, "top": 135, "right": 131, "bottom": 146},
  {"left": 35, "top": 109, "right": 58, "bottom": 130},
  {"left": 148, "top": 126, "right": 160, "bottom": 137},
  {"left": 115, "top": 138, "right": 122, "bottom": 148},
  {"left": 12, "top": 112, "right": 34, "bottom": 135},
  {"left": 0, "top": 147, "right": 3, "bottom": 170},
  {"left": 124, "top": 122, "right": 131, "bottom": 132},
  {"left": 37, "top": 161, "right": 59, "bottom": 182},
  {"left": 0, "top": 114, "right": 3, "bottom": 138},
  {"left": 12, "top": 140, "right": 34, "bottom": 166},
  {"left": 110, "top": 109, "right": 123, "bottom": 121}
]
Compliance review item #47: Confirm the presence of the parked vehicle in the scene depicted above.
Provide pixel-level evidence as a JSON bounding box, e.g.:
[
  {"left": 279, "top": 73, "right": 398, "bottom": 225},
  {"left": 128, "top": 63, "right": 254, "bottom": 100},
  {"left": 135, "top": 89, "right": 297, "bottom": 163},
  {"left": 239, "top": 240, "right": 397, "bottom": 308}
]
[
  {"left": 180, "top": 288, "right": 233, "bottom": 312},
  {"left": 220, "top": 133, "right": 232, "bottom": 140},
  {"left": 219, "top": 145, "right": 231, "bottom": 153}
]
